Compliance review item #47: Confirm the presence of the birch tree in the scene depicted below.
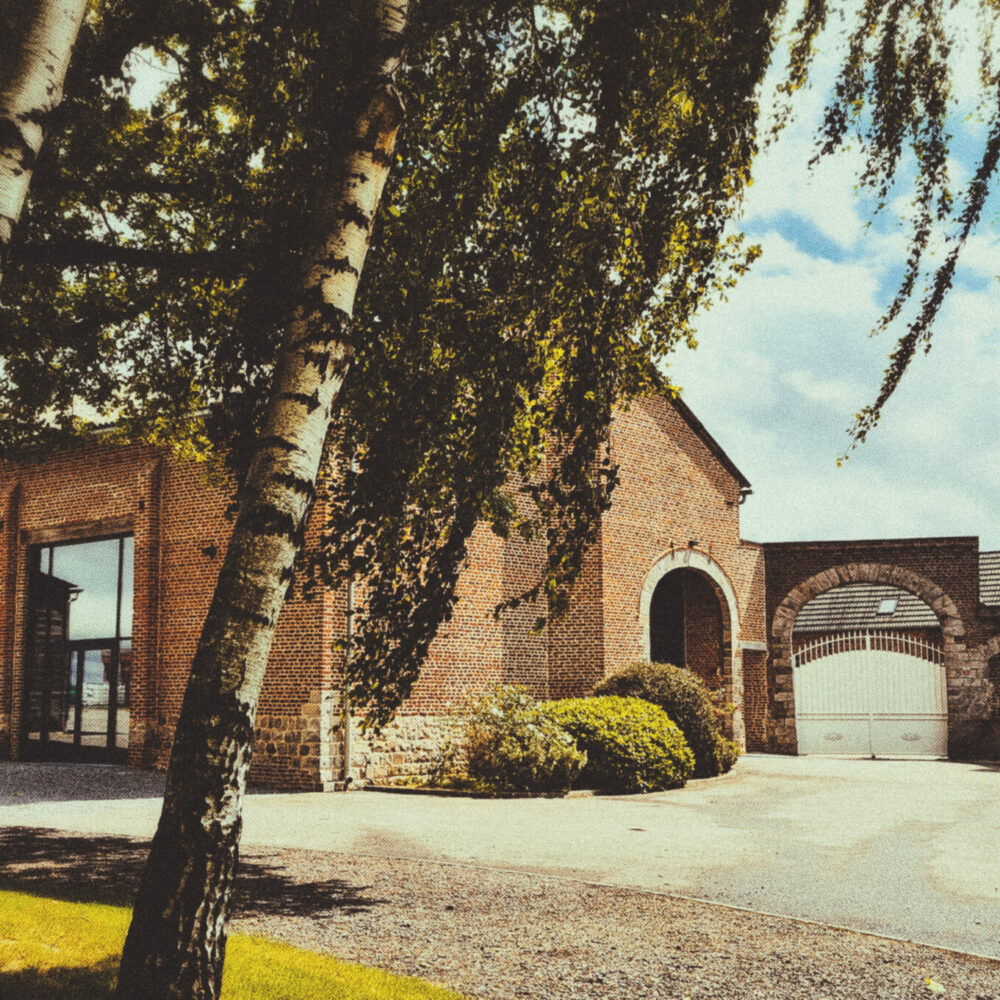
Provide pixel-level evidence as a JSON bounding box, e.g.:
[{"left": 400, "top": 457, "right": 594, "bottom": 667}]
[
  {"left": 115, "top": 3, "right": 409, "bottom": 996},
  {"left": 0, "top": 0, "right": 87, "bottom": 289}
]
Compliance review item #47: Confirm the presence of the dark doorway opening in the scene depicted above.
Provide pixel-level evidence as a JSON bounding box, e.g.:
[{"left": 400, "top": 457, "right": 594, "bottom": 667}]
[
  {"left": 649, "top": 568, "right": 724, "bottom": 686},
  {"left": 23, "top": 535, "right": 133, "bottom": 762}
]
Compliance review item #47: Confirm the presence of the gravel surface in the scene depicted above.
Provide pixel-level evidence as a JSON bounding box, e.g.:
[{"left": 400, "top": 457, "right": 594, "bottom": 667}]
[
  {"left": 3, "top": 827, "right": 998, "bottom": 999},
  {"left": 232, "top": 848, "right": 1000, "bottom": 1000}
]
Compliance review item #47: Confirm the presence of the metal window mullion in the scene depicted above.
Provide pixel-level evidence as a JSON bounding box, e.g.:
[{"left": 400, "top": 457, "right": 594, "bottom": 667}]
[
  {"left": 73, "top": 645, "right": 84, "bottom": 746},
  {"left": 107, "top": 536, "right": 125, "bottom": 753},
  {"left": 38, "top": 546, "right": 54, "bottom": 745}
]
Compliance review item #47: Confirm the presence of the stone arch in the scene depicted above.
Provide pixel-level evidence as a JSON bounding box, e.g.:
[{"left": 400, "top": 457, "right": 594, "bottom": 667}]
[
  {"left": 769, "top": 563, "right": 970, "bottom": 755},
  {"left": 639, "top": 548, "right": 744, "bottom": 745}
]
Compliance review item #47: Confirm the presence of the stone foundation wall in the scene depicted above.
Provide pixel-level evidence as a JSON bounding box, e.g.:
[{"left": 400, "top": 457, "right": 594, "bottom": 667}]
[
  {"left": 348, "top": 713, "right": 450, "bottom": 785},
  {"left": 255, "top": 688, "right": 342, "bottom": 790}
]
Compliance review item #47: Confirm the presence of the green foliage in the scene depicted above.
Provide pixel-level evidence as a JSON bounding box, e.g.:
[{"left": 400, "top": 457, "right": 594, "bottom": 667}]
[
  {"left": 0, "top": 0, "right": 783, "bottom": 728},
  {"left": 713, "top": 728, "right": 742, "bottom": 775},
  {"left": 433, "top": 685, "right": 586, "bottom": 795},
  {"left": 6, "top": 1, "right": 998, "bottom": 725},
  {"left": 594, "top": 661, "right": 740, "bottom": 778},
  {"left": 542, "top": 695, "right": 693, "bottom": 793}
]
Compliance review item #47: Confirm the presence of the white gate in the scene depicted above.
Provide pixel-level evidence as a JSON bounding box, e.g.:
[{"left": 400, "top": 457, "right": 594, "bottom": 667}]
[{"left": 793, "top": 630, "right": 947, "bottom": 757}]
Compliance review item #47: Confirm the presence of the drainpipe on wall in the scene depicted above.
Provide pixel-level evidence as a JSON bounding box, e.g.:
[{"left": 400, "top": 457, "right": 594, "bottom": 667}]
[
  {"left": 342, "top": 574, "right": 354, "bottom": 787},
  {"left": 341, "top": 452, "right": 358, "bottom": 788}
]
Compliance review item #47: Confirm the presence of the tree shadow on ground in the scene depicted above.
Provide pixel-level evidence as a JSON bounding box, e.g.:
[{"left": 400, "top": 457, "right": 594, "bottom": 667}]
[
  {"left": 0, "top": 827, "right": 385, "bottom": 917},
  {"left": 0, "top": 956, "right": 117, "bottom": 1000}
]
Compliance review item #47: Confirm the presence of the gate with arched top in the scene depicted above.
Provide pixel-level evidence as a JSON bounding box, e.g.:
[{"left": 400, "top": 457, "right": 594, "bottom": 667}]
[{"left": 793, "top": 630, "right": 947, "bottom": 757}]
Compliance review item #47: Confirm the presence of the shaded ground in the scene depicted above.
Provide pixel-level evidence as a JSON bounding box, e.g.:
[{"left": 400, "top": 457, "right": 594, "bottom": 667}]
[{"left": 0, "top": 827, "right": 383, "bottom": 917}]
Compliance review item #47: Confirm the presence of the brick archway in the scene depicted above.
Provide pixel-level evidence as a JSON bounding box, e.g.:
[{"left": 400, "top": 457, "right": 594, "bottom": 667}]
[
  {"left": 769, "top": 563, "right": 968, "bottom": 754},
  {"left": 639, "top": 548, "right": 744, "bottom": 745}
]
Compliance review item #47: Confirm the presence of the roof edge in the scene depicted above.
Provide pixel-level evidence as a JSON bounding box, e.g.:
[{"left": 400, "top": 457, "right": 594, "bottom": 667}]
[{"left": 666, "top": 393, "right": 751, "bottom": 490}]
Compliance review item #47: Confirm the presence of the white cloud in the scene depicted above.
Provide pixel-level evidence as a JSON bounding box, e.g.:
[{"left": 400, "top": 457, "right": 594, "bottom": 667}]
[
  {"left": 669, "top": 28, "right": 1000, "bottom": 553},
  {"left": 782, "top": 369, "right": 858, "bottom": 410}
]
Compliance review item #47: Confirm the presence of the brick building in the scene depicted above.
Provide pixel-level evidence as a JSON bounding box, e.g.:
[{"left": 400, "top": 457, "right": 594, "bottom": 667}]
[{"left": 1, "top": 394, "right": 997, "bottom": 788}]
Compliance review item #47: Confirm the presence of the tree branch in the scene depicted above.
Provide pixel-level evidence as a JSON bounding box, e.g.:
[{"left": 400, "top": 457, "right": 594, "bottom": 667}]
[{"left": 14, "top": 237, "right": 243, "bottom": 275}]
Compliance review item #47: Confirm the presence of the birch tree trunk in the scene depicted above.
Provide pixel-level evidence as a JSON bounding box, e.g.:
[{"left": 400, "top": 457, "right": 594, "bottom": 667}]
[
  {"left": 115, "top": 3, "right": 408, "bottom": 997},
  {"left": 0, "top": 0, "right": 87, "bottom": 289}
]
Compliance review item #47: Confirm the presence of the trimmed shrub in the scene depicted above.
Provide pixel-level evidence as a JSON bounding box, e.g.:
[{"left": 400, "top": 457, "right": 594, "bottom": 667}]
[
  {"left": 594, "top": 661, "right": 741, "bottom": 778},
  {"left": 713, "top": 729, "right": 741, "bottom": 774},
  {"left": 541, "top": 696, "right": 694, "bottom": 793},
  {"left": 435, "top": 685, "right": 586, "bottom": 794}
]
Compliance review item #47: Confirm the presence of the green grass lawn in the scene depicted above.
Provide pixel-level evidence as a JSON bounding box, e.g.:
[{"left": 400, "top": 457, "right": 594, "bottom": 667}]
[{"left": 0, "top": 889, "right": 470, "bottom": 1000}]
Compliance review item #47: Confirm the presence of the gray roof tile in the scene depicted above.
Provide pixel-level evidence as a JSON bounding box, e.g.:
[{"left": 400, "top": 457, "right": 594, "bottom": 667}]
[
  {"left": 981, "top": 551, "right": 1000, "bottom": 606},
  {"left": 794, "top": 583, "right": 939, "bottom": 632}
]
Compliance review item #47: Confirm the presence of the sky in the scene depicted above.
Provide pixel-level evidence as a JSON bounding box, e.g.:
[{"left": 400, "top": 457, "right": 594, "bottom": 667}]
[{"left": 666, "top": 12, "right": 1000, "bottom": 551}]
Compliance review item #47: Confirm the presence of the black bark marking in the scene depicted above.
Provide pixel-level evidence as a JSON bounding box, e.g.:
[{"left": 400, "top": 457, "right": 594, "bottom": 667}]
[
  {"left": 293, "top": 294, "right": 354, "bottom": 360},
  {"left": 279, "top": 389, "right": 321, "bottom": 413},
  {"left": 16, "top": 105, "right": 53, "bottom": 129},
  {"left": 339, "top": 201, "right": 372, "bottom": 231},
  {"left": 299, "top": 348, "right": 333, "bottom": 373},
  {"left": 295, "top": 347, "right": 353, "bottom": 381},
  {"left": 351, "top": 139, "right": 394, "bottom": 168},
  {"left": 324, "top": 255, "right": 359, "bottom": 277},
  {"left": 258, "top": 435, "right": 299, "bottom": 454},
  {"left": 269, "top": 471, "right": 316, "bottom": 499},
  {"left": 299, "top": 286, "right": 351, "bottom": 323},
  {"left": 242, "top": 609, "right": 275, "bottom": 629},
  {"left": 246, "top": 503, "right": 301, "bottom": 544},
  {"left": 311, "top": 251, "right": 359, "bottom": 277},
  {"left": 0, "top": 119, "right": 36, "bottom": 171}
]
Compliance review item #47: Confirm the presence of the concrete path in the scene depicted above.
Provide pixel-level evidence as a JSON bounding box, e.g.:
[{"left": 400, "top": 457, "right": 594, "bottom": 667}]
[{"left": 2, "top": 754, "right": 998, "bottom": 959}]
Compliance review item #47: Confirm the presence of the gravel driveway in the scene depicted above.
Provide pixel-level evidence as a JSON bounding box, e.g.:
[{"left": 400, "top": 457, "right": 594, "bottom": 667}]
[
  {"left": 4, "top": 754, "right": 998, "bottom": 958},
  {"left": 2, "top": 827, "right": 997, "bottom": 1000},
  {"left": 234, "top": 850, "right": 1000, "bottom": 1000}
]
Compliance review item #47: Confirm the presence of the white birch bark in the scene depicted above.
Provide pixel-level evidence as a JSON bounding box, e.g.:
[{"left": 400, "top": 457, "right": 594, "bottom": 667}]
[
  {"left": 0, "top": 0, "right": 88, "bottom": 287},
  {"left": 116, "top": 3, "right": 409, "bottom": 997}
]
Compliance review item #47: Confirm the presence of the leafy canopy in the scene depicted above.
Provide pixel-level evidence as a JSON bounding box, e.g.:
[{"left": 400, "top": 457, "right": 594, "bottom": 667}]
[{"left": 3, "top": 0, "right": 998, "bottom": 723}]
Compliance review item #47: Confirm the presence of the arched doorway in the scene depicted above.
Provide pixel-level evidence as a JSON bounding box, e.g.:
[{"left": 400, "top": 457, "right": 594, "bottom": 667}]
[
  {"left": 649, "top": 568, "right": 724, "bottom": 688},
  {"left": 640, "top": 549, "right": 743, "bottom": 744},
  {"left": 770, "top": 563, "right": 968, "bottom": 757}
]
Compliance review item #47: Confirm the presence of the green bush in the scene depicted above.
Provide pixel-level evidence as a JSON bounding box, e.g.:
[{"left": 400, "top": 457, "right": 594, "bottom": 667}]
[
  {"left": 713, "top": 729, "right": 741, "bottom": 774},
  {"left": 594, "top": 661, "right": 741, "bottom": 778},
  {"left": 540, "top": 696, "right": 694, "bottom": 793},
  {"left": 435, "top": 685, "right": 586, "bottom": 794}
]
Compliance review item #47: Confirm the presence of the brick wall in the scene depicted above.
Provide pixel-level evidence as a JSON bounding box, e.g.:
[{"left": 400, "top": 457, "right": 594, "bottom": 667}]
[
  {"left": 340, "top": 394, "right": 765, "bottom": 779},
  {"left": 0, "top": 443, "right": 338, "bottom": 790},
  {"left": 7, "top": 407, "right": 998, "bottom": 785},
  {"left": 741, "top": 649, "right": 768, "bottom": 750},
  {"left": 596, "top": 396, "right": 760, "bottom": 745},
  {"left": 683, "top": 571, "right": 725, "bottom": 687},
  {"left": 600, "top": 397, "right": 745, "bottom": 671}
]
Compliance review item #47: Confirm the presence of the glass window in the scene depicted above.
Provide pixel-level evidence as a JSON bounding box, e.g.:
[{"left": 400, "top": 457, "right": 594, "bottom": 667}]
[{"left": 876, "top": 597, "right": 899, "bottom": 616}]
